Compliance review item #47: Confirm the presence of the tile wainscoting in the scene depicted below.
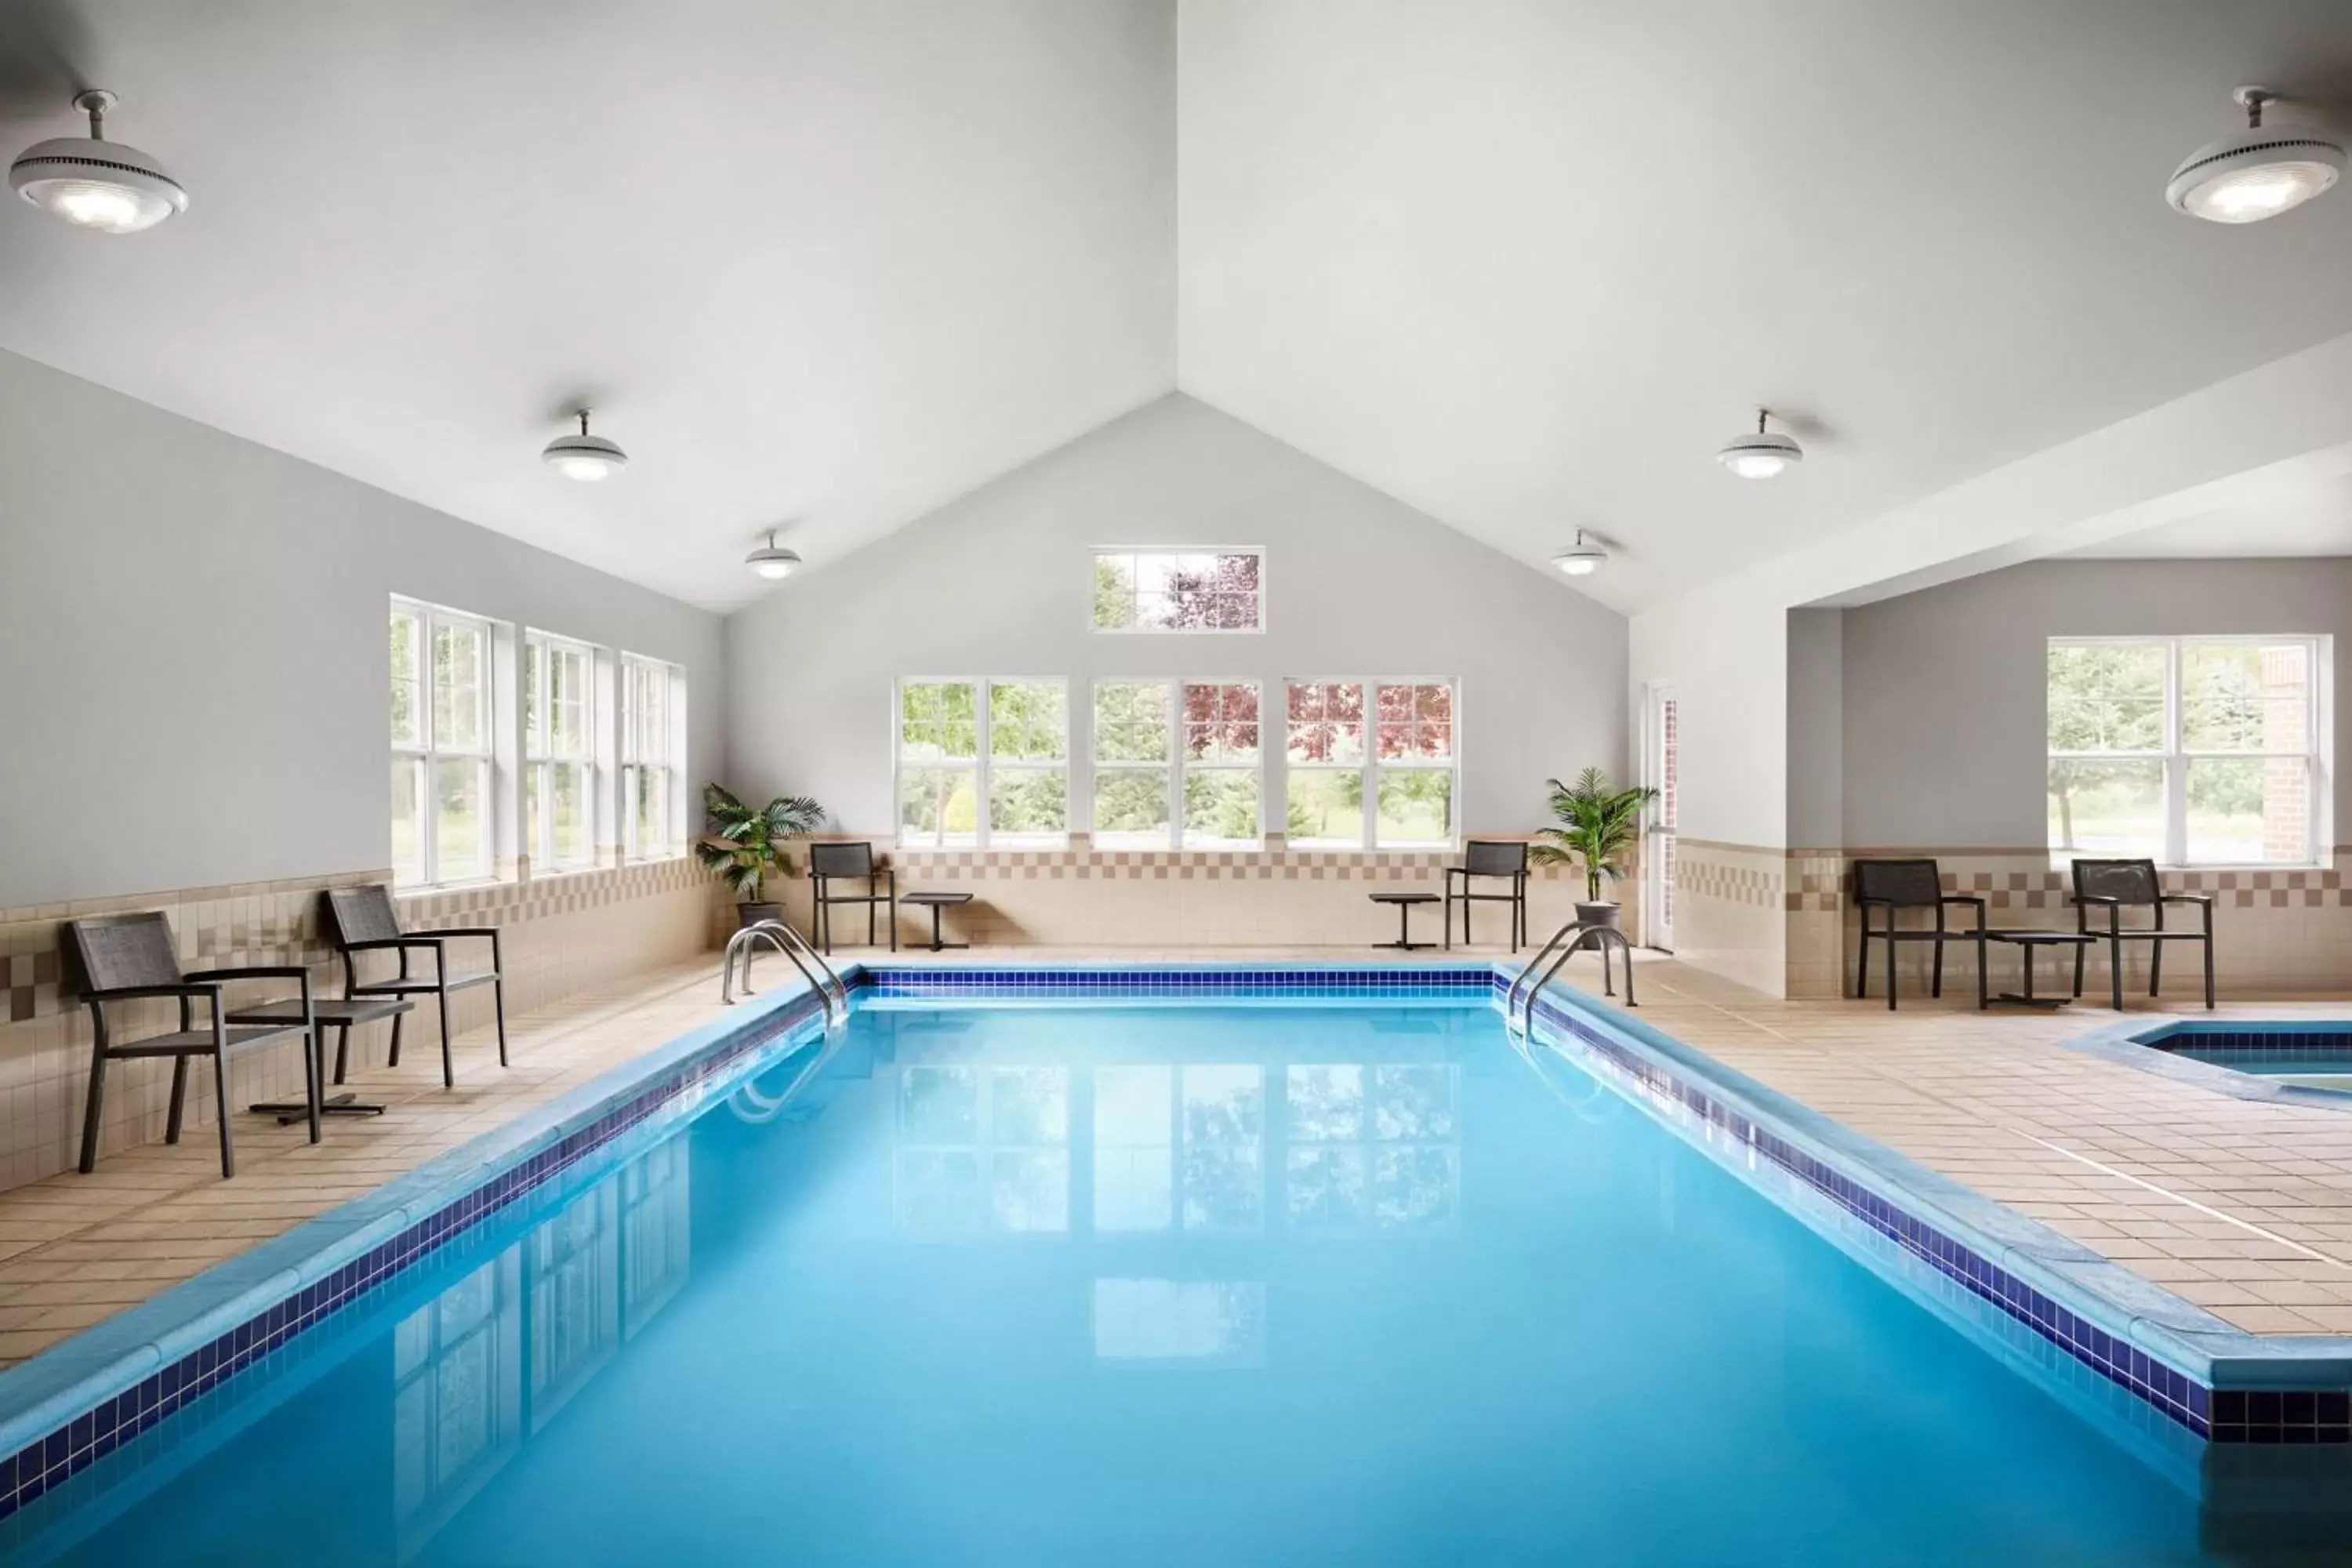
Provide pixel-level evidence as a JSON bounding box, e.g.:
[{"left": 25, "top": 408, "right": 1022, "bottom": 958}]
[
  {"left": 1785, "top": 848, "right": 2352, "bottom": 1001},
  {"left": 755, "top": 833, "right": 1618, "bottom": 953},
  {"left": 1668, "top": 839, "right": 1788, "bottom": 998},
  {"left": 0, "top": 859, "right": 726, "bottom": 1190}
]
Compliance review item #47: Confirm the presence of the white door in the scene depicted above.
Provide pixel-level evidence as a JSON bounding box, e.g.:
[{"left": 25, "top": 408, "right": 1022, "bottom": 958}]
[{"left": 1644, "top": 684, "right": 1678, "bottom": 952}]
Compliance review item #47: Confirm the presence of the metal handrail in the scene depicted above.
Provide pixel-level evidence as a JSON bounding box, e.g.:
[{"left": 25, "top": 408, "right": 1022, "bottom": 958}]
[
  {"left": 722, "top": 920, "right": 848, "bottom": 1020},
  {"left": 1507, "top": 918, "right": 1637, "bottom": 1030}
]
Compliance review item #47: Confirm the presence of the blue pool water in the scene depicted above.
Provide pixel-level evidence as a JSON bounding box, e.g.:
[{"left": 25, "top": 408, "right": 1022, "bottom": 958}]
[{"left": 8, "top": 1001, "right": 2336, "bottom": 1564}]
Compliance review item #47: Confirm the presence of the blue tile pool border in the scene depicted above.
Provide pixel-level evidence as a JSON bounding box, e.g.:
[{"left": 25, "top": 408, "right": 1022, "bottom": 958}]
[
  {"left": 1515, "top": 979, "right": 2352, "bottom": 1446},
  {"left": 5, "top": 956, "right": 2352, "bottom": 1514}
]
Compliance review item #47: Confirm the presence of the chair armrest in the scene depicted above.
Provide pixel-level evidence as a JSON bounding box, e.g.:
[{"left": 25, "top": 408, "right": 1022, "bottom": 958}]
[
  {"left": 420, "top": 926, "right": 499, "bottom": 939},
  {"left": 85, "top": 982, "right": 223, "bottom": 1003},
  {"left": 2159, "top": 893, "right": 2212, "bottom": 907},
  {"left": 339, "top": 936, "right": 444, "bottom": 953},
  {"left": 1937, "top": 895, "right": 1985, "bottom": 906},
  {"left": 183, "top": 965, "right": 311, "bottom": 983},
  {"left": 2069, "top": 895, "right": 2122, "bottom": 906}
]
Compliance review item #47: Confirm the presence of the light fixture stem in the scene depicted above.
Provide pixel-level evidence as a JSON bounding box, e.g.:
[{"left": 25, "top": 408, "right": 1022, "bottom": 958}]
[
  {"left": 73, "top": 89, "right": 116, "bottom": 139},
  {"left": 578, "top": 410, "right": 590, "bottom": 436},
  {"left": 1757, "top": 408, "right": 1768, "bottom": 434}
]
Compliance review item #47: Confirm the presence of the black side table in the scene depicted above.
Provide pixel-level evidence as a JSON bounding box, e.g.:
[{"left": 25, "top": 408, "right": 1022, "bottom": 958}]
[
  {"left": 1369, "top": 892, "right": 1440, "bottom": 950},
  {"left": 1984, "top": 930, "right": 2096, "bottom": 1009},
  {"left": 902, "top": 891, "right": 973, "bottom": 951},
  {"left": 225, "top": 994, "right": 414, "bottom": 1122}
]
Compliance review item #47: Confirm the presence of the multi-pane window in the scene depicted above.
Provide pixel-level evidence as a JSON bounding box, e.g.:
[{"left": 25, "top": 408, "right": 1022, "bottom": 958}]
[
  {"left": 1090, "top": 680, "right": 1264, "bottom": 849},
  {"left": 896, "top": 680, "right": 1069, "bottom": 848},
  {"left": 989, "top": 682, "right": 1069, "bottom": 843},
  {"left": 1093, "top": 681, "right": 1174, "bottom": 848},
  {"left": 1283, "top": 682, "right": 1366, "bottom": 847},
  {"left": 1092, "top": 550, "right": 1263, "bottom": 632},
  {"left": 390, "top": 599, "right": 494, "bottom": 887},
  {"left": 524, "top": 631, "right": 596, "bottom": 873},
  {"left": 621, "top": 654, "right": 682, "bottom": 859},
  {"left": 2048, "top": 637, "right": 2325, "bottom": 866},
  {"left": 1283, "top": 680, "right": 1457, "bottom": 848},
  {"left": 1374, "top": 682, "right": 1455, "bottom": 846},
  {"left": 1182, "top": 683, "right": 1262, "bottom": 848}
]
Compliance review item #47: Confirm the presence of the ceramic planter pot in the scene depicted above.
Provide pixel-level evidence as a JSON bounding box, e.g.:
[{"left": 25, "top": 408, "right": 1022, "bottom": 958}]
[
  {"left": 1575, "top": 901, "right": 1622, "bottom": 930},
  {"left": 737, "top": 901, "right": 784, "bottom": 929}
]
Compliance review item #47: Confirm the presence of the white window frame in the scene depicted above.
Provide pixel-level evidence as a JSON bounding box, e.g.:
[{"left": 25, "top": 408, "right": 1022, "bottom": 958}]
[
  {"left": 1283, "top": 678, "right": 1459, "bottom": 850},
  {"left": 620, "top": 653, "right": 684, "bottom": 862},
  {"left": 524, "top": 629, "right": 599, "bottom": 873},
  {"left": 894, "top": 677, "right": 1071, "bottom": 849},
  {"left": 391, "top": 597, "right": 497, "bottom": 889},
  {"left": 2047, "top": 634, "right": 2328, "bottom": 867},
  {"left": 1087, "top": 678, "right": 1265, "bottom": 850},
  {"left": 1091, "top": 547, "right": 1266, "bottom": 634}
]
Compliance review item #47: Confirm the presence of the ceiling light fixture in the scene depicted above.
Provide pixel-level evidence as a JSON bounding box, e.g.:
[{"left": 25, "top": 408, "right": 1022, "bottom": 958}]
[
  {"left": 2167, "top": 87, "right": 2343, "bottom": 223},
  {"left": 1716, "top": 408, "right": 1802, "bottom": 479},
  {"left": 541, "top": 409, "right": 627, "bottom": 481},
  {"left": 9, "top": 90, "right": 187, "bottom": 234},
  {"left": 746, "top": 530, "right": 802, "bottom": 580},
  {"left": 1552, "top": 530, "right": 1607, "bottom": 577}
]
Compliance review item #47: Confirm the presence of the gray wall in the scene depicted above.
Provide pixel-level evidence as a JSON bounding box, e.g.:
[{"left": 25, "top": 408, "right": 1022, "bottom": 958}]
[
  {"left": 726, "top": 394, "right": 1626, "bottom": 833},
  {"left": 1840, "top": 557, "right": 2350, "bottom": 849},
  {"left": 0, "top": 348, "right": 723, "bottom": 907},
  {"left": 1785, "top": 608, "right": 1843, "bottom": 848}
]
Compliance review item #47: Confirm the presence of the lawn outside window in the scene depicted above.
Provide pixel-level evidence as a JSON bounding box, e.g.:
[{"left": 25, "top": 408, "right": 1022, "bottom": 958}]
[
  {"left": 2047, "top": 634, "right": 2328, "bottom": 867},
  {"left": 390, "top": 597, "right": 496, "bottom": 888}
]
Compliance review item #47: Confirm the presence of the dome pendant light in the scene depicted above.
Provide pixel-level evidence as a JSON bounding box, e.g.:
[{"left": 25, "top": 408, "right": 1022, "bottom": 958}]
[
  {"left": 541, "top": 409, "right": 628, "bottom": 481},
  {"left": 10, "top": 90, "right": 188, "bottom": 234},
  {"left": 1552, "top": 530, "right": 1607, "bottom": 577},
  {"left": 746, "top": 530, "right": 802, "bottom": 580},
  {"left": 1716, "top": 408, "right": 1803, "bottom": 479},
  {"left": 2168, "top": 87, "right": 2343, "bottom": 223}
]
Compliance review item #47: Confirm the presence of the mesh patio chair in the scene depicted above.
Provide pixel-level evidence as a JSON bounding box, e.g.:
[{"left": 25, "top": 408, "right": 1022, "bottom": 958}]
[
  {"left": 62, "top": 911, "right": 321, "bottom": 1178},
  {"left": 810, "top": 843, "right": 897, "bottom": 953},
  {"left": 1852, "top": 858, "right": 1989, "bottom": 1011},
  {"left": 323, "top": 885, "right": 508, "bottom": 1088},
  {"left": 2069, "top": 858, "right": 2215, "bottom": 1011},
  {"left": 1445, "top": 840, "right": 1529, "bottom": 952}
]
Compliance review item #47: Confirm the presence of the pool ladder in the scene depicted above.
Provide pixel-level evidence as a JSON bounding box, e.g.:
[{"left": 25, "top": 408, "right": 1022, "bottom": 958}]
[
  {"left": 721, "top": 919, "right": 848, "bottom": 1024},
  {"left": 1505, "top": 916, "right": 1636, "bottom": 1033}
]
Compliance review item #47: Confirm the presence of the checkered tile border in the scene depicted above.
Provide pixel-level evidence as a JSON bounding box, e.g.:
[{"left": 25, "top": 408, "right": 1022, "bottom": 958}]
[
  {"left": 1671, "top": 847, "right": 1784, "bottom": 910},
  {"left": 1514, "top": 978, "right": 2347, "bottom": 1445},
  {"left": 882, "top": 845, "right": 1573, "bottom": 884},
  {"left": 1783, "top": 852, "right": 2349, "bottom": 915}
]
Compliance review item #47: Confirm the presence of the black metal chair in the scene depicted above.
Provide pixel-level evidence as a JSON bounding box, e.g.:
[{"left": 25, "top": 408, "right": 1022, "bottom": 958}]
[
  {"left": 62, "top": 911, "right": 321, "bottom": 1178},
  {"left": 810, "top": 842, "right": 897, "bottom": 953},
  {"left": 1445, "top": 840, "right": 1528, "bottom": 952},
  {"left": 323, "top": 885, "right": 507, "bottom": 1088},
  {"left": 2069, "top": 858, "right": 2215, "bottom": 1011},
  {"left": 1852, "top": 858, "right": 1989, "bottom": 1011}
]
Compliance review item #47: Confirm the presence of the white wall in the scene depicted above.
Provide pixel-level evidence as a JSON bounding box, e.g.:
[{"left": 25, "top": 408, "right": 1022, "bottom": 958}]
[
  {"left": 1841, "top": 557, "right": 2352, "bottom": 850},
  {"left": 1628, "top": 579, "right": 1789, "bottom": 851},
  {"left": 0, "top": 348, "right": 723, "bottom": 908},
  {"left": 724, "top": 394, "right": 1625, "bottom": 833},
  {"left": 1785, "top": 608, "right": 1842, "bottom": 848}
]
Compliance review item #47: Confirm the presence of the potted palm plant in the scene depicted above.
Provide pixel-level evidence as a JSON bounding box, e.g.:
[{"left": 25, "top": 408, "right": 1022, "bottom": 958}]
[
  {"left": 698, "top": 784, "right": 826, "bottom": 929},
  {"left": 1529, "top": 768, "right": 1658, "bottom": 931}
]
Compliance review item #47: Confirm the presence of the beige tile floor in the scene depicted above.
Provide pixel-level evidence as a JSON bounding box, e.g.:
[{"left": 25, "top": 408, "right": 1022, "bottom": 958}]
[{"left": 0, "top": 944, "right": 2350, "bottom": 1374}]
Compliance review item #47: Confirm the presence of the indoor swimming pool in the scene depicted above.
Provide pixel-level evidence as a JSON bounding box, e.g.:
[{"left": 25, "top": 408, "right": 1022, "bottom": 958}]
[{"left": 2, "top": 989, "right": 2345, "bottom": 1564}]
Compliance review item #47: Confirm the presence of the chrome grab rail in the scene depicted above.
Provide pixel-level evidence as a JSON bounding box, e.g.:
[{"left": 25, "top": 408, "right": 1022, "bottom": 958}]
[
  {"left": 1506, "top": 918, "right": 1637, "bottom": 1030},
  {"left": 722, "top": 919, "right": 848, "bottom": 1021}
]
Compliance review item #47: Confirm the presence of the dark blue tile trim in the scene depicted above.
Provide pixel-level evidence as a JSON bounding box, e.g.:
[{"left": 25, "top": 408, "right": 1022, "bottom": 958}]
[
  {"left": 2148, "top": 1028, "right": 2352, "bottom": 1058},
  {"left": 1519, "top": 989, "right": 2347, "bottom": 1447},
  {"left": 0, "top": 986, "right": 829, "bottom": 1523},
  {"left": 855, "top": 965, "right": 1493, "bottom": 998}
]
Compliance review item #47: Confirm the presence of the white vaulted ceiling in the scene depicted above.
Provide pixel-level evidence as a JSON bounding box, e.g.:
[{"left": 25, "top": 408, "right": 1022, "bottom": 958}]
[
  {"left": 1177, "top": 0, "right": 2352, "bottom": 611},
  {"left": 5, "top": 2, "right": 2352, "bottom": 612},
  {"left": 0, "top": 1, "right": 1177, "bottom": 609}
]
